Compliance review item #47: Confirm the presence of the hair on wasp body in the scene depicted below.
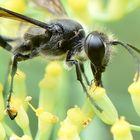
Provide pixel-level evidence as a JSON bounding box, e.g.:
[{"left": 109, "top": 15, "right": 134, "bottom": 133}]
[{"left": 0, "top": 6, "right": 140, "bottom": 120}]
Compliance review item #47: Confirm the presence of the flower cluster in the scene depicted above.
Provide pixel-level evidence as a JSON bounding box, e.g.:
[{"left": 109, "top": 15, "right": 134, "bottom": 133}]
[{"left": 0, "top": 61, "right": 139, "bottom": 140}]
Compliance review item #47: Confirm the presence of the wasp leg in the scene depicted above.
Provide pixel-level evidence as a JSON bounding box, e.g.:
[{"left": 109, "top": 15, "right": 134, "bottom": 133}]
[
  {"left": 66, "top": 57, "right": 102, "bottom": 112},
  {"left": 3, "top": 60, "right": 12, "bottom": 97},
  {"left": 79, "top": 63, "right": 90, "bottom": 85},
  {"left": 7, "top": 53, "right": 30, "bottom": 120},
  {"left": 0, "top": 35, "right": 12, "bottom": 51},
  {"left": 75, "top": 61, "right": 102, "bottom": 111}
]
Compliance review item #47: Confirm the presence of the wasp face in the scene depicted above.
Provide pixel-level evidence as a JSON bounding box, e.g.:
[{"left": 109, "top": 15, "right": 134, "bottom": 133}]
[
  {"left": 84, "top": 31, "right": 106, "bottom": 67},
  {"left": 84, "top": 31, "right": 112, "bottom": 86}
]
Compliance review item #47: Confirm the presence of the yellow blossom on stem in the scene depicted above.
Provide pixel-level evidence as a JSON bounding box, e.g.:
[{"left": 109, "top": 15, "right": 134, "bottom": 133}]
[
  {"left": 58, "top": 121, "right": 80, "bottom": 140},
  {"left": 111, "top": 117, "right": 133, "bottom": 140},
  {"left": 39, "top": 62, "right": 62, "bottom": 90},
  {"left": 45, "top": 61, "right": 62, "bottom": 77},
  {"left": 67, "top": 107, "right": 91, "bottom": 130},
  {"left": 128, "top": 75, "right": 140, "bottom": 116},
  {"left": 35, "top": 107, "right": 59, "bottom": 124},
  {"left": 58, "top": 106, "right": 93, "bottom": 140},
  {"left": 25, "top": 97, "right": 59, "bottom": 140},
  {"left": 88, "top": 83, "right": 118, "bottom": 124},
  {"left": 39, "top": 62, "right": 63, "bottom": 112}
]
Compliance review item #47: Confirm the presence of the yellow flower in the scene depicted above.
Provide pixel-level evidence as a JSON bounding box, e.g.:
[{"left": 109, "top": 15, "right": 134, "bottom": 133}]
[
  {"left": 39, "top": 62, "right": 63, "bottom": 90},
  {"left": 111, "top": 117, "right": 133, "bottom": 140},
  {"left": 2, "top": 0, "right": 26, "bottom": 13},
  {"left": 128, "top": 76, "right": 140, "bottom": 116},
  {"left": 88, "top": 83, "right": 118, "bottom": 124},
  {"left": 36, "top": 107, "right": 59, "bottom": 124},
  {"left": 58, "top": 121, "right": 80, "bottom": 140},
  {"left": 45, "top": 61, "right": 62, "bottom": 77},
  {"left": 58, "top": 106, "right": 92, "bottom": 140},
  {"left": 67, "top": 107, "right": 91, "bottom": 129}
]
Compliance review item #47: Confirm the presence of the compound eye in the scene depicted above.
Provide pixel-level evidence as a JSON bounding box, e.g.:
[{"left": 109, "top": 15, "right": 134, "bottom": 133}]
[{"left": 84, "top": 33, "right": 105, "bottom": 66}]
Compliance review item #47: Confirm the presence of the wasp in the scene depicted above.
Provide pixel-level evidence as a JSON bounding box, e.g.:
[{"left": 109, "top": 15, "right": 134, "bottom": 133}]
[{"left": 0, "top": 0, "right": 140, "bottom": 120}]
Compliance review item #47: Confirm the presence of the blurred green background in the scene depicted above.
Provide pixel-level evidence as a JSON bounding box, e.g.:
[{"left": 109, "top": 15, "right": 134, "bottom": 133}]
[{"left": 0, "top": 0, "right": 140, "bottom": 140}]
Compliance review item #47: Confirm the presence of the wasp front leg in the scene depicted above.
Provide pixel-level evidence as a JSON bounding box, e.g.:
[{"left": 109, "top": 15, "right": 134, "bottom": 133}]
[{"left": 7, "top": 53, "right": 30, "bottom": 120}]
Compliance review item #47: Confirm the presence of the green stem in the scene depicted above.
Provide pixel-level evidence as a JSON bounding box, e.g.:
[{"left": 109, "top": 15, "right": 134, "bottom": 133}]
[{"left": 130, "top": 124, "right": 140, "bottom": 131}]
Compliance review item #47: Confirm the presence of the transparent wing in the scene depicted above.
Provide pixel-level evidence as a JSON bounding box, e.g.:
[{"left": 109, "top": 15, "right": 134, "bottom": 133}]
[
  {"left": 33, "top": 0, "right": 67, "bottom": 17},
  {"left": 0, "top": 7, "right": 50, "bottom": 29}
]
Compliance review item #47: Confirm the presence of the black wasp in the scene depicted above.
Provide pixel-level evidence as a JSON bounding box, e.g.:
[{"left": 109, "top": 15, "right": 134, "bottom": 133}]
[{"left": 0, "top": 0, "right": 140, "bottom": 120}]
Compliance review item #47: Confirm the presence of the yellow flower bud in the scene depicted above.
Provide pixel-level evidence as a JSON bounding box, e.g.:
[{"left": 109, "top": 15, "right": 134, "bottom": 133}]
[
  {"left": 45, "top": 62, "right": 62, "bottom": 77},
  {"left": 67, "top": 107, "right": 91, "bottom": 129},
  {"left": 128, "top": 79, "right": 140, "bottom": 116},
  {"left": 58, "top": 121, "right": 80, "bottom": 140},
  {"left": 88, "top": 83, "right": 118, "bottom": 124},
  {"left": 36, "top": 107, "right": 59, "bottom": 124},
  {"left": 111, "top": 117, "right": 133, "bottom": 140}
]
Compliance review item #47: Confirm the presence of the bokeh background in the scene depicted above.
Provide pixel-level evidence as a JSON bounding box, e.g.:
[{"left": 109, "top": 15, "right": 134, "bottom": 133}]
[{"left": 0, "top": 0, "right": 140, "bottom": 140}]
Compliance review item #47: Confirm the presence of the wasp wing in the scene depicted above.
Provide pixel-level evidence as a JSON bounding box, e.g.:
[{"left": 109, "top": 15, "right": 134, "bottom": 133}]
[
  {"left": 33, "top": 0, "right": 67, "bottom": 16},
  {"left": 0, "top": 7, "right": 50, "bottom": 29}
]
